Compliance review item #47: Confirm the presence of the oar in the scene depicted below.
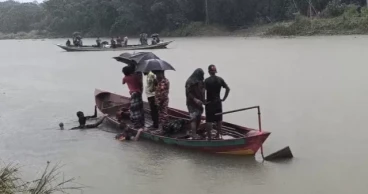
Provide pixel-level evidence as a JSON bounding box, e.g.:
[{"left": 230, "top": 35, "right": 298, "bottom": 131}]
[{"left": 216, "top": 106, "right": 293, "bottom": 161}]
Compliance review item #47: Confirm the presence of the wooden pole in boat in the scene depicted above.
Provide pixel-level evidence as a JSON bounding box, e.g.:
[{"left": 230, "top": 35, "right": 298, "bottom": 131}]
[
  {"left": 216, "top": 106, "right": 293, "bottom": 161},
  {"left": 257, "top": 106, "right": 265, "bottom": 160},
  {"left": 215, "top": 106, "right": 260, "bottom": 115},
  {"left": 215, "top": 106, "right": 265, "bottom": 159}
]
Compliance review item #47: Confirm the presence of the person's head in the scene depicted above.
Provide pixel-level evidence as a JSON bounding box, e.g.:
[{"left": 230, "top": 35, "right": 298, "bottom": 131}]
[
  {"left": 76, "top": 111, "right": 84, "bottom": 118},
  {"left": 143, "top": 72, "right": 149, "bottom": 76},
  {"left": 122, "top": 66, "right": 133, "bottom": 76},
  {"left": 59, "top": 122, "right": 64, "bottom": 130},
  {"left": 193, "top": 68, "right": 204, "bottom": 81},
  {"left": 208, "top": 64, "right": 217, "bottom": 76},
  {"left": 154, "top": 70, "right": 165, "bottom": 80},
  {"left": 129, "top": 60, "right": 137, "bottom": 70},
  {"left": 186, "top": 68, "right": 204, "bottom": 86}
]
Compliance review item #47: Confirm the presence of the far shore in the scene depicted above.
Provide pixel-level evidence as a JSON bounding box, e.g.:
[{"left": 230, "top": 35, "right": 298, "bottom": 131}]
[{"left": 2, "top": 20, "right": 368, "bottom": 41}]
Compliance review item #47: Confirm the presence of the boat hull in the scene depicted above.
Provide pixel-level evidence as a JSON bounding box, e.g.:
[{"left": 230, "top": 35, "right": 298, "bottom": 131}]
[
  {"left": 95, "top": 89, "right": 270, "bottom": 156},
  {"left": 57, "top": 41, "right": 173, "bottom": 52}
]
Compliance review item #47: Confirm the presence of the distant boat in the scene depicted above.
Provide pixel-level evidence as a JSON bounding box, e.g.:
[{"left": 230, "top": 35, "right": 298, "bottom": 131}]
[
  {"left": 56, "top": 41, "right": 173, "bottom": 52},
  {"left": 94, "top": 89, "right": 271, "bottom": 156}
]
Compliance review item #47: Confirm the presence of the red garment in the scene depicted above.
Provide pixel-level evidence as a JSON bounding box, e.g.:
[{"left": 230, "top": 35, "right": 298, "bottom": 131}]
[{"left": 123, "top": 74, "right": 142, "bottom": 95}]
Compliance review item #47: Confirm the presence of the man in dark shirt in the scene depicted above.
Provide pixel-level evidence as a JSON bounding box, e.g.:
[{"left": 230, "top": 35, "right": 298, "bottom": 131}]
[
  {"left": 204, "top": 64, "right": 230, "bottom": 139},
  {"left": 71, "top": 106, "right": 106, "bottom": 130}
]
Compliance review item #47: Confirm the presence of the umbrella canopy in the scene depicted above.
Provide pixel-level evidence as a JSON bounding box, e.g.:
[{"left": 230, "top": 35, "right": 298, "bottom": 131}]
[
  {"left": 72, "top": 31, "right": 81, "bottom": 38},
  {"left": 151, "top": 33, "right": 159, "bottom": 37},
  {"left": 113, "top": 52, "right": 160, "bottom": 66},
  {"left": 136, "top": 59, "right": 175, "bottom": 73}
]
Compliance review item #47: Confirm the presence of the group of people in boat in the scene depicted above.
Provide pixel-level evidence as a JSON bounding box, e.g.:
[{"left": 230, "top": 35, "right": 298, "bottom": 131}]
[
  {"left": 65, "top": 33, "right": 161, "bottom": 48},
  {"left": 108, "top": 36, "right": 129, "bottom": 48},
  {"left": 63, "top": 62, "right": 230, "bottom": 141},
  {"left": 139, "top": 33, "right": 160, "bottom": 45},
  {"left": 66, "top": 35, "right": 83, "bottom": 47},
  {"left": 116, "top": 63, "right": 230, "bottom": 141}
]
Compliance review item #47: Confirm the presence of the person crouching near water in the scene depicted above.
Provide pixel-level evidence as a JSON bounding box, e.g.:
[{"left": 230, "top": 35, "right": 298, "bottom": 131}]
[
  {"left": 122, "top": 66, "right": 145, "bottom": 138},
  {"left": 204, "top": 65, "right": 230, "bottom": 139},
  {"left": 152, "top": 70, "right": 170, "bottom": 134},
  {"left": 185, "top": 68, "right": 205, "bottom": 139},
  {"left": 70, "top": 106, "right": 106, "bottom": 130}
]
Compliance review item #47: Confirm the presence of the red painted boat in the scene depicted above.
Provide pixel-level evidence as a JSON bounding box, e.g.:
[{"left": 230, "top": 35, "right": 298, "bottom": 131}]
[{"left": 95, "top": 89, "right": 270, "bottom": 156}]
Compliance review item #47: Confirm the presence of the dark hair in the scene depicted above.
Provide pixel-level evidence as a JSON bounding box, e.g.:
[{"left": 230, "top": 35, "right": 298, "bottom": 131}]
[
  {"left": 122, "top": 66, "right": 133, "bottom": 76},
  {"left": 76, "top": 111, "right": 84, "bottom": 117}
]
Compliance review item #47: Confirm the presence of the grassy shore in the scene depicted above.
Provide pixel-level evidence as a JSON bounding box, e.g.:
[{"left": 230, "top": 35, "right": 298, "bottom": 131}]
[
  {"left": 0, "top": 162, "right": 82, "bottom": 194},
  {"left": 265, "top": 4, "right": 368, "bottom": 36}
]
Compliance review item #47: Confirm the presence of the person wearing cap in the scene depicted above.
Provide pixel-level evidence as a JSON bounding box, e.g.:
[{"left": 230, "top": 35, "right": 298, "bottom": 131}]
[{"left": 204, "top": 65, "right": 230, "bottom": 139}]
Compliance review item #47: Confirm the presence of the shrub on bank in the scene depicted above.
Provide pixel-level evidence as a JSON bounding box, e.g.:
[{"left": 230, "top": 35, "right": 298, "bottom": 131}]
[
  {"left": 265, "top": 4, "right": 368, "bottom": 36},
  {"left": 0, "top": 162, "right": 81, "bottom": 194}
]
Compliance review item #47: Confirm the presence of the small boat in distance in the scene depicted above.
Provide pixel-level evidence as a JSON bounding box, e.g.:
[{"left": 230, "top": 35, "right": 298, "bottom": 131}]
[
  {"left": 56, "top": 41, "right": 173, "bottom": 52},
  {"left": 95, "top": 89, "right": 271, "bottom": 156}
]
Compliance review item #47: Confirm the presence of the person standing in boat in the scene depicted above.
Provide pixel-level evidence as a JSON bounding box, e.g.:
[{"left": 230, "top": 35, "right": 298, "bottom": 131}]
[
  {"left": 185, "top": 68, "right": 205, "bottom": 139},
  {"left": 143, "top": 33, "right": 148, "bottom": 45},
  {"left": 122, "top": 66, "right": 145, "bottom": 131},
  {"left": 123, "top": 36, "right": 129, "bottom": 47},
  {"left": 144, "top": 71, "right": 159, "bottom": 129},
  {"left": 204, "top": 65, "right": 230, "bottom": 139},
  {"left": 96, "top": 37, "right": 101, "bottom": 47},
  {"left": 66, "top": 39, "right": 71, "bottom": 46},
  {"left": 70, "top": 106, "right": 106, "bottom": 130},
  {"left": 139, "top": 34, "right": 143, "bottom": 45},
  {"left": 116, "top": 36, "right": 122, "bottom": 47},
  {"left": 111, "top": 37, "right": 116, "bottom": 48},
  {"left": 153, "top": 70, "right": 170, "bottom": 133}
]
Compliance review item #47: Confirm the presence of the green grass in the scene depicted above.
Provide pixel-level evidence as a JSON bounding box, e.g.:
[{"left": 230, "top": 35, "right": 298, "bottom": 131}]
[
  {"left": 0, "top": 161, "right": 83, "bottom": 194},
  {"left": 266, "top": 6, "right": 368, "bottom": 36}
]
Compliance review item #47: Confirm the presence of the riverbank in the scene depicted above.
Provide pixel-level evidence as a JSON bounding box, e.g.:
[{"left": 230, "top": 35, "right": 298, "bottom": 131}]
[
  {"left": 0, "top": 23, "right": 270, "bottom": 40},
  {"left": 2, "top": 14, "right": 368, "bottom": 40}
]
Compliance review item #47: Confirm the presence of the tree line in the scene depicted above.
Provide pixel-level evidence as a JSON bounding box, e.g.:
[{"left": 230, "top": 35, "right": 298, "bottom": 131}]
[{"left": 0, "top": 0, "right": 365, "bottom": 37}]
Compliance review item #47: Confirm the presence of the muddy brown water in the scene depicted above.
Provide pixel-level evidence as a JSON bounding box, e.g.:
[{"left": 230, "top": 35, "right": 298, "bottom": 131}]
[{"left": 1, "top": 36, "right": 368, "bottom": 194}]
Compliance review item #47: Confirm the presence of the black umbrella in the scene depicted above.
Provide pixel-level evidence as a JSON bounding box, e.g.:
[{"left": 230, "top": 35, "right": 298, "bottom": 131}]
[
  {"left": 113, "top": 52, "right": 160, "bottom": 66},
  {"left": 136, "top": 59, "right": 175, "bottom": 73},
  {"left": 151, "top": 33, "right": 159, "bottom": 37},
  {"left": 72, "top": 31, "right": 81, "bottom": 38}
]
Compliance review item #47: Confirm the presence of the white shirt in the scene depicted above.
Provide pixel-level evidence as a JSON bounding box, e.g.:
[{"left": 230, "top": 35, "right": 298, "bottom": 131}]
[{"left": 145, "top": 72, "right": 156, "bottom": 98}]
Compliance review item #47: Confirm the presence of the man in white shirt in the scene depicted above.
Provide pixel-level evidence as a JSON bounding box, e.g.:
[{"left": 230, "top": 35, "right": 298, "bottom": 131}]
[{"left": 144, "top": 71, "right": 159, "bottom": 129}]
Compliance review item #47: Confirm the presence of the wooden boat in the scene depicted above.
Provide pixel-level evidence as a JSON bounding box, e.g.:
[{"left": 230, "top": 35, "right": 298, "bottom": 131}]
[
  {"left": 95, "top": 89, "right": 271, "bottom": 156},
  {"left": 56, "top": 41, "right": 173, "bottom": 52}
]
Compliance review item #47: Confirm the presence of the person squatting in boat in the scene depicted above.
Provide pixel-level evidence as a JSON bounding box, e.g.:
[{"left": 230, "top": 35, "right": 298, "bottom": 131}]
[{"left": 70, "top": 106, "right": 106, "bottom": 130}]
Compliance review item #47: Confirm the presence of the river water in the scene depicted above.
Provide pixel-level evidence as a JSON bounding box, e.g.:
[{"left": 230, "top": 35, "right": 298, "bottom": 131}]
[{"left": 1, "top": 36, "right": 368, "bottom": 194}]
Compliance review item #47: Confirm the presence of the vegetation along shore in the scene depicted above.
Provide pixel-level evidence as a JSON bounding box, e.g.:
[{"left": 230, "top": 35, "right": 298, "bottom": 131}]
[
  {"left": 0, "top": 0, "right": 367, "bottom": 39},
  {"left": 0, "top": 161, "right": 81, "bottom": 194}
]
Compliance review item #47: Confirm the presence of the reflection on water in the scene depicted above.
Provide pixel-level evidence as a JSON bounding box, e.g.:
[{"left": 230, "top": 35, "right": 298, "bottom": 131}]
[{"left": 1, "top": 36, "right": 368, "bottom": 194}]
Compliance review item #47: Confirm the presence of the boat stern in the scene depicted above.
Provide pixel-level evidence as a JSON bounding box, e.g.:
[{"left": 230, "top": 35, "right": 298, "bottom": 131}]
[{"left": 215, "top": 131, "right": 271, "bottom": 155}]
